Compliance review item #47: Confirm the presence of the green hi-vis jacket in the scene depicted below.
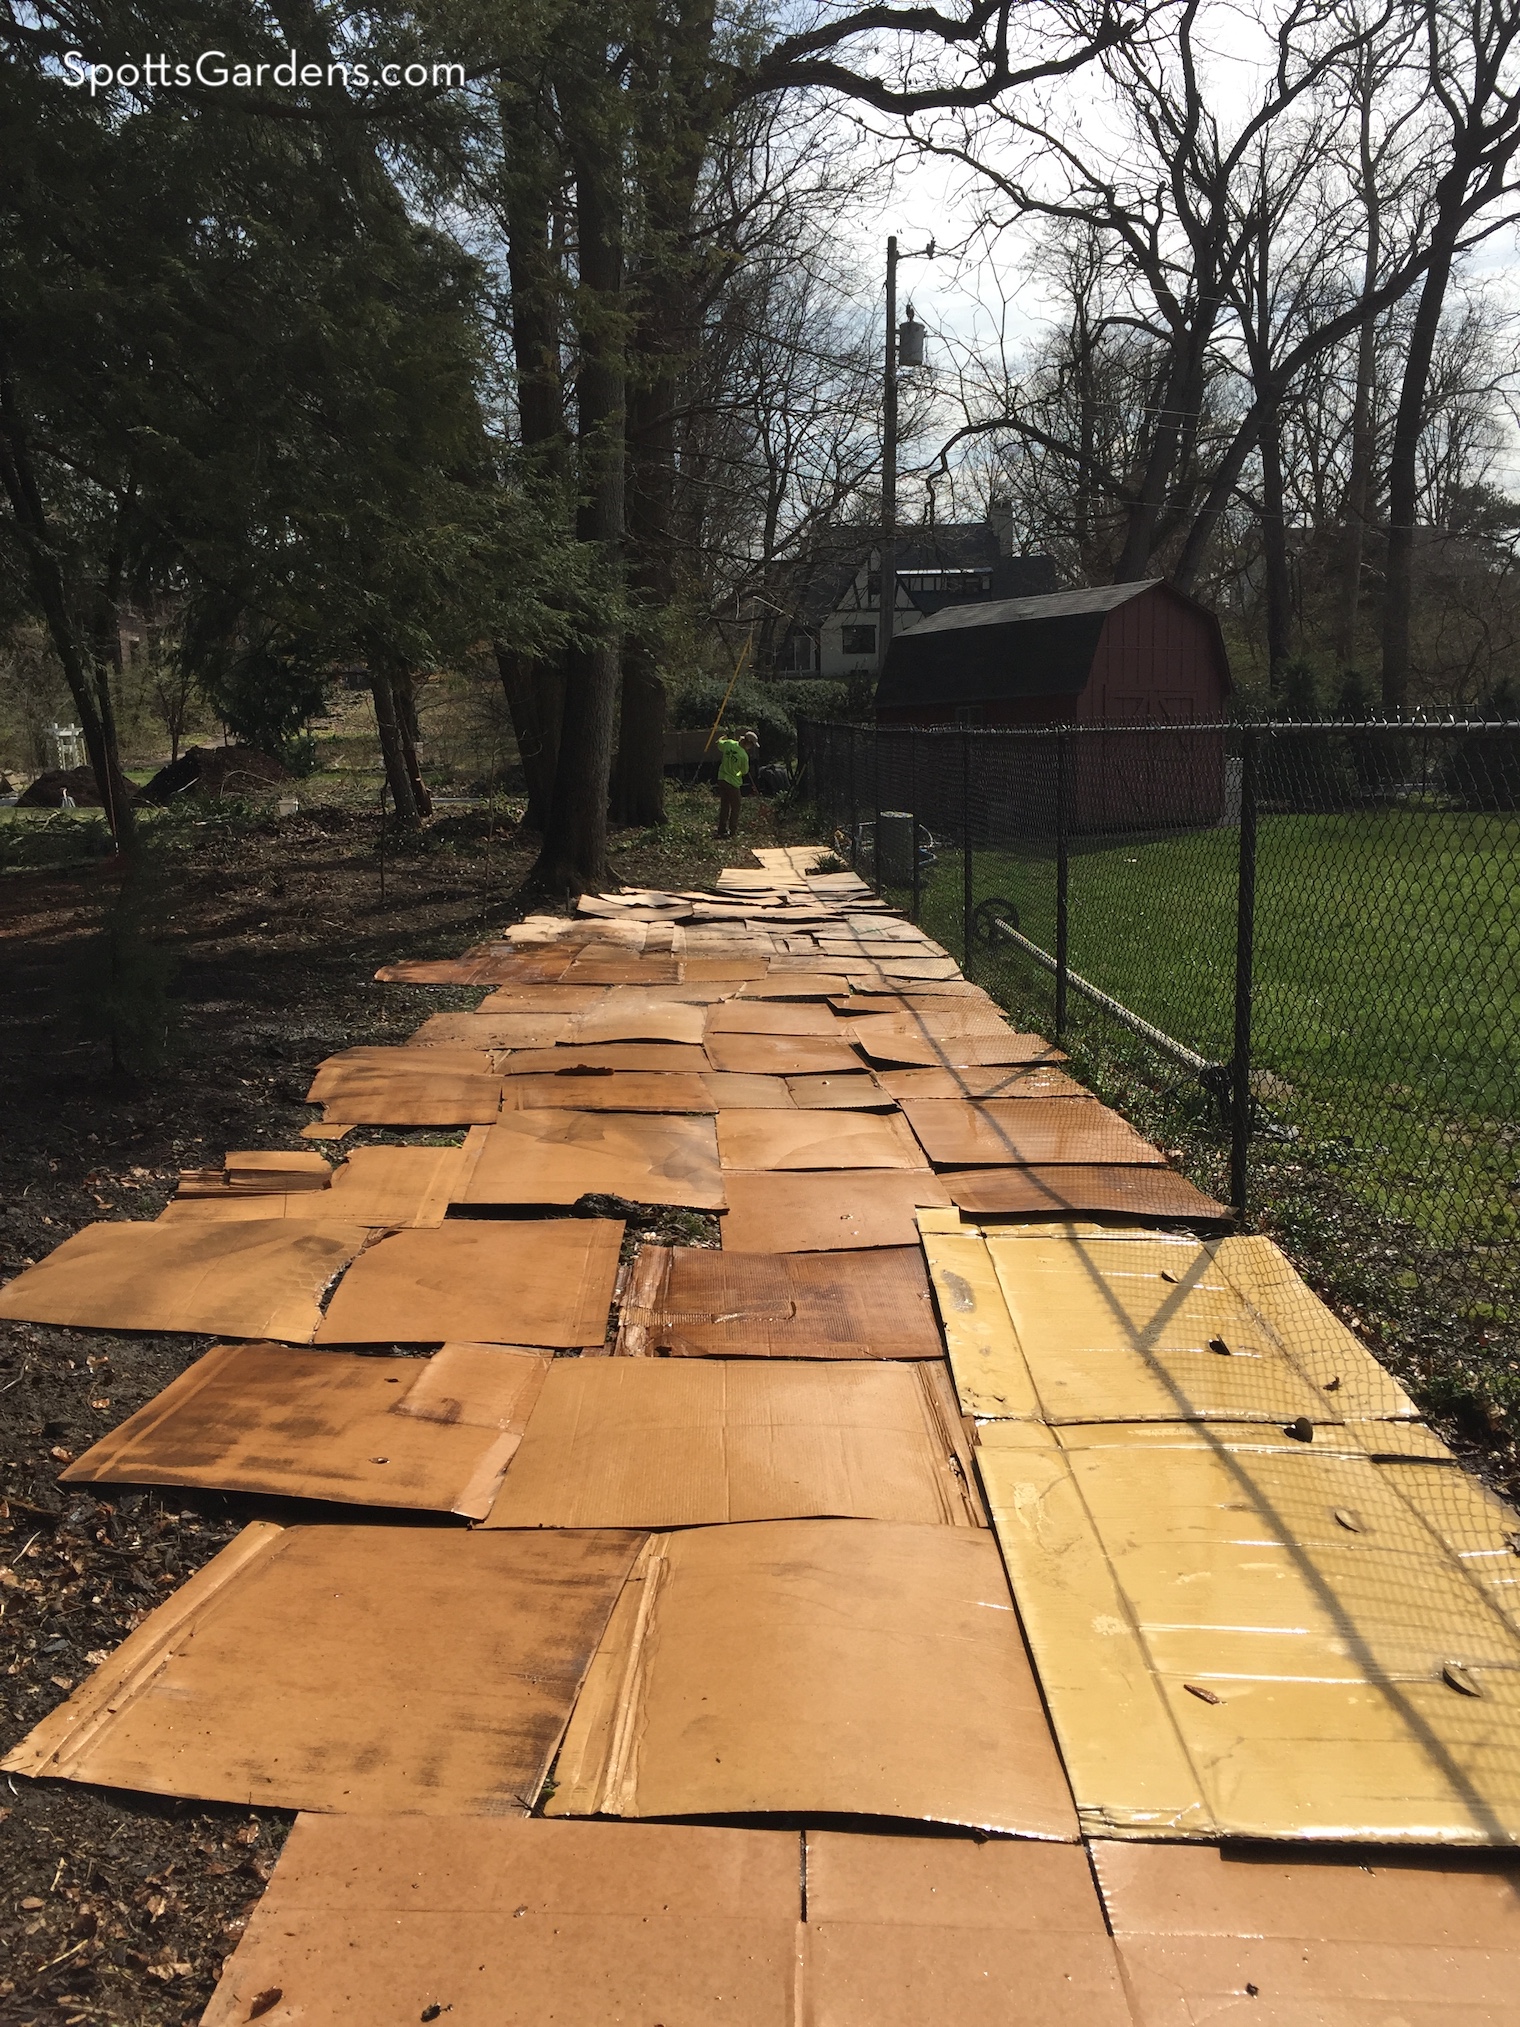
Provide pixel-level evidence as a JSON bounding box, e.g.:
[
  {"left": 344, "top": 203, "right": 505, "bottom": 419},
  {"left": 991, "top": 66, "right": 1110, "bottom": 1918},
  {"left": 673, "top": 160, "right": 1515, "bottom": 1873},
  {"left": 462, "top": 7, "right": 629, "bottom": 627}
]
[{"left": 717, "top": 738, "right": 750, "bottom": 788}]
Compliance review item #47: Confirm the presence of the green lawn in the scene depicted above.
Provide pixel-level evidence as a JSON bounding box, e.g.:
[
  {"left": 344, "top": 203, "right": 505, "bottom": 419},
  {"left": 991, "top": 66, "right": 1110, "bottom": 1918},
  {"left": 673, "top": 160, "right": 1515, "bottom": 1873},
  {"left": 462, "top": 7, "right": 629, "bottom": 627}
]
[{"left": 911, "top": 812, "right": 1520, "bottom": 1279}]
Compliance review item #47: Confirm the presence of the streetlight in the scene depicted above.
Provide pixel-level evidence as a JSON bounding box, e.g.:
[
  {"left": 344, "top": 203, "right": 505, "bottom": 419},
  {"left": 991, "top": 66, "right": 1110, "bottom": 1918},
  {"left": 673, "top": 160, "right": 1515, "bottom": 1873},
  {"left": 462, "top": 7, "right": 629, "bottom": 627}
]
[{"left": 880, "top": 235, "right": 935, "bottom": 675}]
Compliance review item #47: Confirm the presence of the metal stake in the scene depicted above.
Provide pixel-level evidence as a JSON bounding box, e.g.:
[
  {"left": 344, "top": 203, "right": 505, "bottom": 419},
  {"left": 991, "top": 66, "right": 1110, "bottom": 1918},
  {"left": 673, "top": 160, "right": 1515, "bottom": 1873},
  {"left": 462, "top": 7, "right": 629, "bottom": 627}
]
[{"left": 1230, "top": 727, "right": 1258, "bottom": 1218}]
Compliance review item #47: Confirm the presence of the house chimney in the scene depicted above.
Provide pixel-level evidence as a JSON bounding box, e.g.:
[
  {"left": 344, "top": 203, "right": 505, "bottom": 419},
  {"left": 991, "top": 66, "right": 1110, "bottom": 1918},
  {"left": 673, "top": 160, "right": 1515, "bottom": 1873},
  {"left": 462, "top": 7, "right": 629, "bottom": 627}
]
[{"left": 988, "top": 496, "right": 1014, "bottom": 557}]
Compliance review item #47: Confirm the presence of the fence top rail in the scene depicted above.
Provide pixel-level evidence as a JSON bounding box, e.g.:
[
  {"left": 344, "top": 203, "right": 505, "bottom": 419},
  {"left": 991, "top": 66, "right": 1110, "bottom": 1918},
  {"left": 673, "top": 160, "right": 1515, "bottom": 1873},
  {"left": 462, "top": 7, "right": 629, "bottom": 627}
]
[{"left": 800, "top": 718, "right": 1520, "bottom": 739}]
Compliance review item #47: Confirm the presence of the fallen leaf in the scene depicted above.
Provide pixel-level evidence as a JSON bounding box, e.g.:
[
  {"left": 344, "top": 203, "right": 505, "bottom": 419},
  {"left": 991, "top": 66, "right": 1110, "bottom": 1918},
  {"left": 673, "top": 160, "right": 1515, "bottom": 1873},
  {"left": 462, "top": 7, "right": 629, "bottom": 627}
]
[
  {"left": 20, "top": 1896, "right": 44, "bottom": 1911},
  {"left": 1207, "top": 1337, "right": 1231, "bottom": 1357},
  {"left": 50, "top": 1446, "right": 73, "bottom": 1463},
  {"left": 49, "top": 1675, "right": 73, "bottom": 1692},
  {"left": 1333, "top": 1509, "right": 1361, "bottom": 1532},
  {"left": 1284, "top": 1416, "right": 1313, "bottom": 1443},
  {"left": 249, "top": 1991, "right": 283, "bottom": 2021},
  {"left": 1322, "top": 1376, "right": 1341, "bottom": 1392},
  {"left": 1183, "top": 1682, "right": 1222, "bottom": 1705},
  {"left": 1443, "top": 1661, "right": 1483, "bottom": 1698}
]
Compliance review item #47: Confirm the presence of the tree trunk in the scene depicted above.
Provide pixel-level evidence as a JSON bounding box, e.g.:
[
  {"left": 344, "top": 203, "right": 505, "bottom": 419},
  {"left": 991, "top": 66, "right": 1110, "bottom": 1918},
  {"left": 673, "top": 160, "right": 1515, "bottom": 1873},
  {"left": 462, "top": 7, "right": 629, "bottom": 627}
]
[
  {"left": 393, "top": 668, "right": 433, "bottom": 818},
  {"left": 496, "top": 644, "right": 560, "bottom": 829},
  {"left": 501, "top": 106, "right": 571, "bottom": 825},
  {"left": 1381, "top": 216, "right": 1459, "bottom": 712},
  {"left": 1337, "top": 107, "right": 1381, "bottom": 670},
  {"left": 533, "top": 105, "right": 625, "bottom": 895},
  {"left": 1260, "top": 399, "right": 1293, "bottom": 678},
  {"left": 371, "top": 666, "right": 421, "bottom": 829},
  {"left": 0, "top": 372, "right": 136, "bottom": 848}
]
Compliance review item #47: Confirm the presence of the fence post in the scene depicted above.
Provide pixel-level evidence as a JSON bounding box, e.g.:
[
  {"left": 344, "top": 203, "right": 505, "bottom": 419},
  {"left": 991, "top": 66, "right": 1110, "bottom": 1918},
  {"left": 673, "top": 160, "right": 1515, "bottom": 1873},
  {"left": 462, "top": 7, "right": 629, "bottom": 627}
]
[
  {"left": 1055, "top": 730, "right": 1070, "bottom": 1040},
  {"left": 848, "top": 731, "right": 858, "bottom": 870},
  {"left": 1230, "top": 727, "right": 1258, "bottom": 1219},
  {"left": 962, "top": 732, "right": 974, "bottom": 975},
  {"left": 909, "top": 733, "right": 921, "bottom": 921},
  {"left": 873, "top": 731, "right": 883, "bottom": 892}
]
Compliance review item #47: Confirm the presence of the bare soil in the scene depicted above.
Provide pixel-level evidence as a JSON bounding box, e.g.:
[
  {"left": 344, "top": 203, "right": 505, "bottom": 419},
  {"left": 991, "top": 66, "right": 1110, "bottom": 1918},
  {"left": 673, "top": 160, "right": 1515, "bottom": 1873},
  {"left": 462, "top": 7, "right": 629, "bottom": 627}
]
[{"left": 0, "top": 787, "right": 783, "bottom": 2026}]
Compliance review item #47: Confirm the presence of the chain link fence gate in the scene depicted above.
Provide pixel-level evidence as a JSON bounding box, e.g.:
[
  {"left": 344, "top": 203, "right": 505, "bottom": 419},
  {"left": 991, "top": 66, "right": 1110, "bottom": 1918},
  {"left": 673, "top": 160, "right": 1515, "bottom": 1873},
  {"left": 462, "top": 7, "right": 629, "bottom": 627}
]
[{"left": 796, "top": 717, "right": 1520, "bottom": 1431}]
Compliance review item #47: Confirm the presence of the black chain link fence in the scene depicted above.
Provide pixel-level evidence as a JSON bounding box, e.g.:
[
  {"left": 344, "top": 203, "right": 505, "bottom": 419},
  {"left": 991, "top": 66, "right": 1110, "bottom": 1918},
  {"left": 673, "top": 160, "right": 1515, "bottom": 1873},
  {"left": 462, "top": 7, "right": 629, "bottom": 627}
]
[{"left": 796, "top": 718, "right": 1520, "bottom": 1461}]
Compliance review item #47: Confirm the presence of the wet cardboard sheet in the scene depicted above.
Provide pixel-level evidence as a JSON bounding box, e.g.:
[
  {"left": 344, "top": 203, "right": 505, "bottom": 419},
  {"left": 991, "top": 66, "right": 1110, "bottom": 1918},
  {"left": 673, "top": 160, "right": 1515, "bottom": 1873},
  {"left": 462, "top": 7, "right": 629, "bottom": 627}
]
[
  {"left": 716, "top": 1108, "right": 923, "bottom": 1170},
  {"left": 61, "top": 1341, "right": 550, "bottom": 1518},
  {"left": 720, "top": 1170, "right": 952, "bottom": 1251},
  {"left": 306, "top": 1048, "right": 503, "bottom": 1124},
  {"left": 805, "top": 1831, "right": 1133, "bottom": 2027},
  {"left": 461, "top": 1110, "right": 724, "bottom": 1209},
  {"left": 546, "top": 1518, "right": 1078, "bottom": 1836},
  {"left": 483, "top": 1358, "right": 981, "bottom": 1529},
  {"left": 619, "top": 1243, "right": 943, "bottom": 1359},
  {"left": 976, "top": 1419, "right": 1520, "bottom": 1841},
  {"left": 0, "top": 1219, "right": 367, "bottom": 1340},
  {"left": 2, "top": 1524, "right": 644, "bottom": 1815},
  {"left": 201, "top": 1816, "right": 804, "bottom": 2027},
  {"left": 1090, "top": 1838, "right": 1520, "bottom": 2027},
  {"left": 945, "top": 1164, "right": 1231, "bottom": 1221},
  {"left": 705, "top": 1031, "right": 864, "bottom": 1075},
  {"left": 903, "top": 1097, "right": 1166, "bottom": 1167},
  {"left": 315, "top": 1218, "right": 622, "bottom": 1346}
]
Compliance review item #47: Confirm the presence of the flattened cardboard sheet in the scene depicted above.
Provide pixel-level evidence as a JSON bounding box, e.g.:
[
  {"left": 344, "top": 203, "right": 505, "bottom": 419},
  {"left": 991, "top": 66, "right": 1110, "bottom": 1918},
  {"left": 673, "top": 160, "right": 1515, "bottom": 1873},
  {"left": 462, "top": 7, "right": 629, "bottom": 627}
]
[
  {"left": 717, "top": 1108, "right": 923, "bottom": 1171},
  {"left": 562, "top": 959, "right": 682, "bottom": 985},
  {"left": 0, "top": 1219, "right": 367, "bottom": 1340},
  {"left": 1211, "top": 1233, "right": 1419, "bottom": 1416},
  {"left": 946, "top": 1163, "right": 1230, "bottom": 1221},
  {"left": 575, "top": 999, "right": 707, "bottom": 1045},
  {"left": 977, "top": 1420, "right": 1520, "bottom": 1842},
  {"left": 805, "top": 1831, "right": 1133, "bottom": 2027},
  {"left": 411, "top": 1011, "right": 573, "bottom": 1048},
  {"left": 706, "top": 1001, "right": 846, "bottom": 1035},
  {"left": 461, "top": 1110, "right": 724, "bottom": 1210},
  {"left": 201, "top": 1816, "right": 804, "bottom": 2027},
  {"left": 1378, "top": 1459, "right": 1520, "bottom": 1637},
  {"left": 60, "top": 1340, "right": 550, "bottom": 1518},
  {"left": 876, "top": 1065, "right": 1088, "bottom": 1101},
  {"left": 851, "top": 1022, "right": 1063, "bottom": 1069},
  {"left": 705, "top": 1031, "right": 864, "bottom": 1075},
  {"left": 461, "top": 984, "right": 610, "bottom": 1011},
  {"left": 903, "top": 1097, "right": 1166, "bottom": 1167},
  {"left": 307, "top": 1048, "right": 502, "bottom": 1125},
  {"left": 702, "top": 1072, "right": 795, "bottom": 1108},
  {"left": 1091, "top": 1838, "right": 1520, "bottom": 2027},
  {"left": 734, "top": 972, "right": 843, "bottom": 999},
  {"left": 620, "top": 1243, "right": 943, "bottom": 1359},
  {"left": 2, "top": 1524, "right": 644, "bottom": 1815},
  {"left": 159, "top": 1144, "right": 472, "bottom": 1229},
  {"left": 974, "top": 1229, "right": 1344, "bottom": 1426},
  {"left": 547, "top": 1518, "right": 1077, "bottom": 1836},
  {"left": 315, "top": 1218, "right": 622, "bottom": 1346},
  {"left": 505, "top": 1070, "right": 718, "bottom": 1113},
  {"left": 785, "top": 1073, "right": 891, "bottom": 1109},
  {"left": 720, "top": 1170, "right": 952, "bottom": 1252},
  {"left": 498, "top": 1042, "right": 707, "bottom": 1075},
  {"left": 483, "top": 1358, "right": 981, "bottom": 1529}
]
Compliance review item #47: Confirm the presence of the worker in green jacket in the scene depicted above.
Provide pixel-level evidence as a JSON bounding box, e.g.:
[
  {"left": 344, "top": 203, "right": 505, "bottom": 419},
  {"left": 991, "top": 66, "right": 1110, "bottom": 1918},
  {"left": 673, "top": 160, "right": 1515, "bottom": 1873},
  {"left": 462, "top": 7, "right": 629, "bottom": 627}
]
[{"left": 715, "top": 730, "right": 757, "bottom": 838}]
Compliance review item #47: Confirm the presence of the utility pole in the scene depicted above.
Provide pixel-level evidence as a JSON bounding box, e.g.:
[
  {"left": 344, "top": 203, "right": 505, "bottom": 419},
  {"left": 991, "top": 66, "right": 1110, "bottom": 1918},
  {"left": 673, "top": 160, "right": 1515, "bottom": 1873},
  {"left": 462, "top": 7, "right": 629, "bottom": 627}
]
[
  {"left": 879, "top": 237, "right": 932, "bottom": 679},
  {"left": 881, "top": 235, "right": 899, "bottom": 677}
]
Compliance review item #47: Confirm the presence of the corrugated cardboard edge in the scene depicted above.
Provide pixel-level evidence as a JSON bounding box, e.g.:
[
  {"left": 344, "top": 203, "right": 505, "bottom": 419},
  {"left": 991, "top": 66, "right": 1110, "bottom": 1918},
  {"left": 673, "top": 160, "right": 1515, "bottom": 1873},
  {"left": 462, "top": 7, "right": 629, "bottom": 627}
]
[
  {"left": 545, "top": 1534, "right": 671, "bottom": 1816},
  {"left": 1, "top": 1522, "right": 285, "bottom": 1779},
  {"left": 615, "top": 1245, "right": 673, "bottom": 1356},
  {"left": 913, "top": 1361, "right": 987, "bottom": 1527}
]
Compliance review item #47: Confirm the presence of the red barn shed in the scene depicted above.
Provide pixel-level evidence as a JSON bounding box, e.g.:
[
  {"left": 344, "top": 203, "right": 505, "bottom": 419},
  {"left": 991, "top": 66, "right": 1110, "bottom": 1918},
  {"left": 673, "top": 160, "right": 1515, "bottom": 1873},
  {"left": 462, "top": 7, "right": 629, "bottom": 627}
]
[
  {"left": 874, "top": 579, "right": 1230, "bottom": 727},
  {"left": 874, "top": 581, "right": 1232, "bottom": 831}
]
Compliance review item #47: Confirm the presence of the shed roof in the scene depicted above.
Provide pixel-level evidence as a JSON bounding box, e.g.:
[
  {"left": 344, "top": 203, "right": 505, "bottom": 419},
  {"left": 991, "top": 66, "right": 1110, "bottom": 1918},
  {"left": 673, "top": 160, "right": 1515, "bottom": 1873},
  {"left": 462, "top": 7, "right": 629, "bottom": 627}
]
[{"left": 876, "top": 579, "right": 1207, "bottom": 710}]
